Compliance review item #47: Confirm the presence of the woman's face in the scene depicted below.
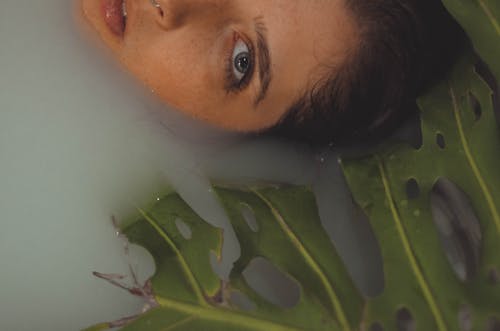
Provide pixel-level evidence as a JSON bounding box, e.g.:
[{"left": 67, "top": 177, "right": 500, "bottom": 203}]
[{"left": 78, "top": 0, "right": 357, "bottom": 132}]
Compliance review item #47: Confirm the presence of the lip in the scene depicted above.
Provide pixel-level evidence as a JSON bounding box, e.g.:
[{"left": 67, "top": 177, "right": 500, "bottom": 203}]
[{"left": 101, "top": 0, "right": 126, "bottom": 37}]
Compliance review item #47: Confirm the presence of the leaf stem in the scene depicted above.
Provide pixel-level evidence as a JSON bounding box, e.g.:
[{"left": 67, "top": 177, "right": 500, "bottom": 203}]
[
  {"left": 156, "top": 296, "right": 308, "bottom": 331},
  {"left": 254, "top": 191, "right": 352, "bottom": 331},
  {"left": 138, "top": 208, "right": 207, "bottom": 305},
  {"left": 449, "top": 87, "right": 500, "bottom": 235},
  {"left": 376, "top": 157, "right": 448, "bottom": 331}
]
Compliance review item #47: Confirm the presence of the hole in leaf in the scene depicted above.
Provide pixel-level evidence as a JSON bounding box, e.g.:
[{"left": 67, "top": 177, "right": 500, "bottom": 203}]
[
  {"left": 398, "top": 110, "right": 423, "bottom": 149},
  {"left": 475, "top": 58, "right": 500, "bottom": 128},
  {"left": 396, "top": 307, "right": 415, "bottom": 331},
  {"left": 488, "top": 268, "right": 499, "bottom": 285},
  {"left": 468, "top": 92, "right": 482, "bottom": 121},
  {"left": 175, "top": 218, "right": 192, "bottom": 240},
  {"left": 229, "top": 290, "right": 257, "bottom": 311},
  {"left": 243, "top": 257, "right": 300, "bottom": 308},
  {"left": 316, "top": 179, "right": 385, "bottom": 298},
  {"left": 126, "top": 244, "right": 157, "bottom": 285},
  {"left": 370, "top": 322, "right": 384, "bottom": 331},
  {"left": 436, "top": 133, "right": 446, "bottom": 149},
  {"left": 408, "top": 113, "right": 423, "bottom": 150},
  {"left": 406, "top": 178, "right": 420, "bottom": 200},
  {"left": 458, "top": 305, "right": 472, "bottom": 331},
  {"left": 348, "top": 199, "right": 385, "bottom": 297},
  {"left": 486, "top": 317, "right": 500, "bottom": 331},
  {"left": 430, "top": 178, "right": 482, "bottom": 282},
  {"left": 240, "top": 203, "right": 259, "bottom": 232}
]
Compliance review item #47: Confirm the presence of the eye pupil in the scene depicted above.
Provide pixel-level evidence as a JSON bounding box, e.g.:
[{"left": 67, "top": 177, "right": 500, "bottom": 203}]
[{"left": 235, "top": 52, "right": 250, "bottom": 74}]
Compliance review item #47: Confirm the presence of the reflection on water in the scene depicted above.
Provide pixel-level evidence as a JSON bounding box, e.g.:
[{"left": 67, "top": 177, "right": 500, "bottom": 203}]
[{"left": 0, "top": 1, "right": 382, "bottom": 330}]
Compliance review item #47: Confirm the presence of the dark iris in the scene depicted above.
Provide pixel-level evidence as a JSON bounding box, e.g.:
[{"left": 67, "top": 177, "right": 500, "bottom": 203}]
[{"left": 235, "top": 52, "right": 251, "bottom": 74}]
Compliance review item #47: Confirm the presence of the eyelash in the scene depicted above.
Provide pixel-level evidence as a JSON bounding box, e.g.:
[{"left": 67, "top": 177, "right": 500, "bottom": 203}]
[{"left": 224, "top": 32, "right": 255, "bottom": 93}]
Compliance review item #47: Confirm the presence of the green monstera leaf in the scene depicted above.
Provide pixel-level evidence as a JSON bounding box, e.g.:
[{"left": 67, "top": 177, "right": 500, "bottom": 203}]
[
  {"left": 85, "top": 1, "right": 500, "bottom": 330},
  {"left": 341, "top": 0, "right": 500, "bottom": 330},
  {"left": 342, "top": 54, "right": 500, "bottom": 331},
  {"left": 85, "top": 187, "right": 364, "bottom": 331}
]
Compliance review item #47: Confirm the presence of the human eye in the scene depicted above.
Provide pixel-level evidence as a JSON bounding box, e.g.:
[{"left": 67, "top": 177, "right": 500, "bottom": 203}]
[{"left": 225, "top": 33, "right": 255, "bottom": 93}]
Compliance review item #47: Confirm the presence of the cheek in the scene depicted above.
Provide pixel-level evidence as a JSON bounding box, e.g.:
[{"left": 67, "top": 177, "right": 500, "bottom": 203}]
[
  {"left": 120, "top": 39, "right": 207, "bottom": 102},
  {"left": 148, "top": 51, "right": 222, "bottom": 120}
]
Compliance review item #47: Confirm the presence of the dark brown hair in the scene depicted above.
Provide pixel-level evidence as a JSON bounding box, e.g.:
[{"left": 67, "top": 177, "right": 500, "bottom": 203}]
[{"left": 270, "top": 0, "right": 466, "bottom": 146}]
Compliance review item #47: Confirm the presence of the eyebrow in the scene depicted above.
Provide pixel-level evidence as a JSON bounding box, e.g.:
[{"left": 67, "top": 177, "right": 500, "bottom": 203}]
[{"left": 253, "top": 17, "right": 272, "bottom": 107}]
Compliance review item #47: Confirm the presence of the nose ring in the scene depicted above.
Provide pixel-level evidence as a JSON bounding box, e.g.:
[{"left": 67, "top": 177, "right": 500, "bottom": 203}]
[{"left": 150, "top": 0, "right": 161, "bottom": 8}]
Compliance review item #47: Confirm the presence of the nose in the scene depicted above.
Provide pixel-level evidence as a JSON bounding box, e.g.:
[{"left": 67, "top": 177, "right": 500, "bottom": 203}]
[{"left": 154, "top": 0, "right": 227, "bottom": 30}]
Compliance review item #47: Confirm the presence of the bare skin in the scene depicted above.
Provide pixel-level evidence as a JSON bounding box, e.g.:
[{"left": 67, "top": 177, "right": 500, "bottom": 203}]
[{"left": 77, "top": 0, "right": 358, "bottom": 132}]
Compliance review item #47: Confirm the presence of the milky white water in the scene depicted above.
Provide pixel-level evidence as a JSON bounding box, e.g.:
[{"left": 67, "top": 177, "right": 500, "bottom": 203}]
[{"left": 0, "top": 1, "right": 382, "bottom": 330}]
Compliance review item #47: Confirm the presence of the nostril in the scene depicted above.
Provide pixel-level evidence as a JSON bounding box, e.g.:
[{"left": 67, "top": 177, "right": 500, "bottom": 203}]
[
  {"left": 151, "top": 0, "right": 188, "bottom": 30},
  {"left": 150, "top": 0, "right": 164, "bottom": 17}
]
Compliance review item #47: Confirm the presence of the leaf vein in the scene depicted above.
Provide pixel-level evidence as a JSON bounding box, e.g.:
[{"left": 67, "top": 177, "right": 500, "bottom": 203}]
[
  {"left": 376, "top": 157, "right": 448, "bottom": 331},
  {"left": 138, "top": 208, "right": 207, "bottom": 305},
  {"left": 156, "top": 296, "right": 309, "bottom": 331},
  {"left": 449, "top": 86, "right": 500, "bottom": 235},
  {"left": 254, "top": 191, "right": 351, "bottom": 331},
  {"left": 479, "top": 0, "right": 500, "bottom": 36}
]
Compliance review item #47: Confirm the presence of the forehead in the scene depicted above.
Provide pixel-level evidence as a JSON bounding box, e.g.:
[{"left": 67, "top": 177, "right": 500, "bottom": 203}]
[{"left": 254, "top": 0, "right": 357, "bottom": 112}]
